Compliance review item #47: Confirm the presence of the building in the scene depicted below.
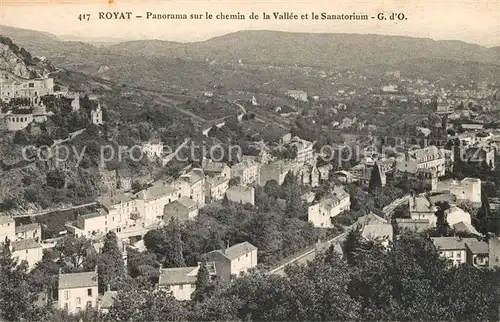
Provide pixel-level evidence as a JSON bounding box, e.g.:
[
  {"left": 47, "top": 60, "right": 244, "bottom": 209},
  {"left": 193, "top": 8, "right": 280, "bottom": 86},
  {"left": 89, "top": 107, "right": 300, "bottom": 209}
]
[
  {"left": 452, "top": 221, "right": 482, "bottom": 236},
  {"left": 135, "top": 182, "right": 178, "bottom": 226},
  {"left": 0, "top": 71, "right": 54, "bottom": 102},
  {"left": 432, "top": 237, "right": 467, "bottom": 266},
  {"left": 10, "top": 238, "right": 43, "bottom": 271},
  {"left": 395, "top": 218, "right": 430, "bottom": 233},
  {"left": 90, "top": 102, "right": 103, "bottom": 125},
  {"left": 259, "top": 160, "right": 292, "bottom": 186},
  {"left": 488, "top": 235, "right": 500, "bottom": 269},
  {"left": 463, "top": 146, "right": 495, "bottom": 170},
  {"left": 444, "top": 206, "right": 471, "bottom": 227},
  {"left": 288, "top": 136, "right": 315, "bottom": 165},
  {"left": 357, "top": 213, "right": 393, "bottom": 248},
  {"left": 396, "top": 146, "right": 446, "bottom": 177},
  {"left": 98, "top": 289, "right": 118, "bottom": 314},
  {"left": 58, "top": 271, "right": 99, "bottom": 314},
  {"left": 226, "top": 185, "right": 255, "bottom": 206},
  {"left": 98, "top": 194, "right": 139, "bottom": 233},
  {"left": 205, "top": 176, "right": 230, "bottom": 202},
  {"left": 141, "top": 139, "right": 164, "bottom": 159},
  {"left": 202, "top": 160, "right": 231, "bottom": 179},
  {"left": 158, "top": 262, "right": 217, "bottom": 301},
  {"left": 286, "top": 90, "right": 308, "bottom": 102},
  {"left": 231, "top": 158, "right": 260, "bottom": 185},
  {"left": 465, "top": 239, "right": 489, "bottom": 268},
  {"left": 65, "top": 210, "right": 107, "bottom": 239},
  {"left": 308, "top": 187, "right": 350, "bottom": 228},
  {"left": 163, "top": 196, "right": 199, "bottom": 222},
  {"left": 409, "top": 194, "right": 438, "bottom": 227},
  {"left": 15, "top": 223, "right": 41, "bottom": 241},
  {"left": 204, "top": 242, "right": 257, "bottom": 282},
  {"left": 4, "top": 99, "right": 50, "bottom": 132},
  {"left": 174, "top": 169, "right": 206, "bottom": 208},
  {"left": 0, "top": 216, "right": 15, "bottom": 244},
  {"left": 438, "top": 177, "right": 482, "bottom": 204}
]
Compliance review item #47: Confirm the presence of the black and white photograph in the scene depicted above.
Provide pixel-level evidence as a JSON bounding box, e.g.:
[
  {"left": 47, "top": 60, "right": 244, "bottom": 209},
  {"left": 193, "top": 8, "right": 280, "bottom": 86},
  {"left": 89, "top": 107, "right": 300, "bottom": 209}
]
[{"left": 0, "top": 0, "right": 499, "bottom": 321}]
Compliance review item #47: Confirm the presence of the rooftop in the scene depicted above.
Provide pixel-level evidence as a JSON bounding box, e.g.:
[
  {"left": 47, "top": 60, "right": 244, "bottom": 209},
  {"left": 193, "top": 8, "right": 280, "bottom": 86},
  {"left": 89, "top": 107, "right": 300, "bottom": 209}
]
[
  {"left": 136, "top": 182, "right": 176, "bottom": 200},
  {"left": 212, "top": 241, "right": 257, "bottom": 261},
  {"left": 59, "top": 271, "right": 98, "bottom": 289},
  {"left": 227, "top": 185, "right": 254, "bottom": 194},
  {"left": 11, "top": 238, "right": 42, "bottom": 251},
  {"left": 203, "top": 160, "right": 228, "bottom": 173},
  {"left": 465, "top": 239, "right": 489, "bottom": 254},
  {"left": 170, "top": 196, "right": 198, "bottom": 209},
  {"left": 0, "top": 216, "right": 14, "bottom": 225},
  {"left": 431, "top": 237, "right": 467, "bottom": 250},
  {"left": 159, "top": 262, "right": 217, "bottom": 286},
  {"left": 15, "top": 223, "right": 41, "bottom": 234},
  {"left": 98, "top": 194, "right": 133, "bottom": 209}
]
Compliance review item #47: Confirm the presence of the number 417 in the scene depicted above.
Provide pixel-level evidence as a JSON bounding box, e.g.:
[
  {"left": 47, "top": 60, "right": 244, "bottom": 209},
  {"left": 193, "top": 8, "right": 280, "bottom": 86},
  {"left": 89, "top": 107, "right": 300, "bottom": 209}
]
[{"left": 78, "top": 14, "right": 91, "bottom": 21}]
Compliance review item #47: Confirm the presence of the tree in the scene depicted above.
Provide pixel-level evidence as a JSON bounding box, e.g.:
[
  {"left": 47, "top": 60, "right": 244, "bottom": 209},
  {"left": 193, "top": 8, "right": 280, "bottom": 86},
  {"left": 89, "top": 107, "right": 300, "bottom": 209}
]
[
  {"left": 368, "top": 162, "right": 382, "bottom": 192},
  {"left": 191, "top": 261, "right": 210, "bottom": 302},
  {"left": 163, "top": 218, "right": 186, "bottom": 268},
  {"left": 342, "top": 227, "right": 364, "bottom": 266},
  {"left": 97, "top": 231, "right": 124, "bottom": 293},
  {"left": 54, "top": 236, "right": 96, "bottom": 272}
]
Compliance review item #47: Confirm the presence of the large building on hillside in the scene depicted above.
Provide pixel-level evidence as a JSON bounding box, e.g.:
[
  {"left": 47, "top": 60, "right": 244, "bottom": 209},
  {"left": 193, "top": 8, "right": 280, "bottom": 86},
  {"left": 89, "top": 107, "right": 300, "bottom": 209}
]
[
  {"left": 308, "top": 186, "right": 350, "bottom": 228},
  {"left": 396, "top": 146, "right": 446, "bottom": 177},
  {"left": 0, "top": 71, "right": 54, "bottom": 102}
]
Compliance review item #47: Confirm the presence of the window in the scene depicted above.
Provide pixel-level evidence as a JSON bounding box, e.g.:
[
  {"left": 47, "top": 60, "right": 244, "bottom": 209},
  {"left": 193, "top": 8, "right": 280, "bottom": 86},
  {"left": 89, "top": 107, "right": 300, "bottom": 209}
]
[
  {"left": 26, "top": 249, "right": 29, "bottom": 254},
  {"left": 87, "top": 288, "right": 92, "bottom": 297},
  {"left": 64, "top": 303, "right": 69, "bottom": 311},
  {"left": 76, "top": 297, "right": 81, "bottom": 305},
  {"left": 179, "top": 284, "right": 183, "bottom": 290},
  {"left": 246, "top": 253, "right": 249, "bottom": 258},
  {"left": 29, "top": 83, "right": 34, "bottom": 88},
  {"left": 64, "top": 290, "right": 70, "bottom": 300},
  {"left": 456, "top": 252, "right": 461, "bottom": 258},
  {"left": 86, "top": 301, "right": 92, "bottom": 308}
]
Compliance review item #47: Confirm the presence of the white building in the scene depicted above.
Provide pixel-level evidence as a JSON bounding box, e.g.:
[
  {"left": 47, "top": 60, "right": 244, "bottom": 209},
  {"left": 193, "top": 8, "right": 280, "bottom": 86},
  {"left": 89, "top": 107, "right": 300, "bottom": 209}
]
[
  {"left": 10, "top": 238, "right": 43, "bottom": 271},
  {"left": 396, "top": 146, "right": 446, "bottom": 177},
  {"left": 409, "top": 194, "right": 438, "bottom": 227},
  {"left": 98, "top": 194, "right": 139, "bottom": 233},
  {"left": 308, "top": 187, "right": 350, "bottom": 228},
  {"left": 174, "top": 169, "right": 206, "bottom": 208},
  {"left": 205, "top": 176, "right": 230, "bottom": 203},
  {"left": 259, "top": 160, "right": 292, "bottom": 186},
  {"left": 135, "top": 182, "right": 178, "bottom": 226},
  {"left": 231, "top": 158, "right": 260, "bottom": 185},
  {"left": 444, "top": 206, "right": 472, "bottom": 227},
  {"left": 158, "top": 262, "right": 217, "bottom": 301},
  {"left": 204, "top": 242, "right": 257, "bottom": 282},
  {"left": 0, "top": 216, "right": 15, "bottom": 245},
  {"left": 65, "top": 210, "right": 108, "bottom": 239},
  {"left": 141, "top": 139, "right": 164, "bottom": 159},
  {"left": 15, "top": 223, "right": 41, "bottom": 241},
  {"left": 90, "top": 102, "right": 103, "bottom": 125},
  {"left": 0, "top": 71, "right": 54, "bottom": 102},
  {"left": 58, "top": 271, "right": 99, "bottom": 314},
  {"left": 226, "top": 185, "right": 255, "bottom": 206},
  {"left": 289, "top": 136, "right": 315, "bottom": 165},
  {"left": 438, "top": 177, "right": 482, "bottom": 204}
]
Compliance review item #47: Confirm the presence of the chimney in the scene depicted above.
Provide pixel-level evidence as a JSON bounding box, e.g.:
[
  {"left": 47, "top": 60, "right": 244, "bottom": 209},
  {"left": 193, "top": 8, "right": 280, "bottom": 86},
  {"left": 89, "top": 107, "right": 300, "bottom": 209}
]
[
  {"left": 224, "top": 240, "right": 230, "bottom": 255},
  {"left": 106, "top": 284, "right": 111, "bottom": 292}
]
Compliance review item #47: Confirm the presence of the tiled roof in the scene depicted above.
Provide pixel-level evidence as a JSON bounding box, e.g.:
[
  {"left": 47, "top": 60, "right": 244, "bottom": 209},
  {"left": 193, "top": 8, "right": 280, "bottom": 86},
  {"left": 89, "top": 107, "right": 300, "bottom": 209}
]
[
  {"left": 98, "top": 194, "right": 133, "bottom": 208},
  {"left": 159, "top": 266, "right": 198, "bottom": 286},
  {"left": 59, "top": 271, "right": 98, "bottom": 289},
  {"left": 15, "top": 223, "right": 41, "bottom": 234},
  {"left": 203, "top": 161, "right": 228, "bottom": 173},
  {"left": 452, "top": 221, "right": 482, "bottom": 236},
  {"left": 172, "top": 196, "right": 198, "bottom": 209},
  {"left": 11, "top": 238, "right": 42, "bottom": 251},
  {"left": 227, "top": 185, "right": 254, "bottom": 194},
  {"left": 465, "top": 239, "right": 489, "bottom": 254},
  {"left": 217, "top": 241, "right": 257, "bottom": 261},
  {"left": 180, "top": 169, "right": 204, "bottom": 185},
  {"left": 136, "top": 182, "right": 176, "bottom": 200},
  {"left": 431, "top": 237, "right": 467, "bottom": 250}
]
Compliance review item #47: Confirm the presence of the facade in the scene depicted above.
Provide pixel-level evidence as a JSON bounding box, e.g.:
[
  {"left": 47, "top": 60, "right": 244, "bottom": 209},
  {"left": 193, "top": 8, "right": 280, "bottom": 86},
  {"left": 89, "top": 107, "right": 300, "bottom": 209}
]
[
  {"left": 4, "top": 101, "right": 49, "bottom": 132},
  {"left": 396, "top": 146, "right": 446, "bottom": 177},
  {"left": 438, "top": 177, "right": 482, "bottom": 204},
  {"left": 10, "top": 238, "right": 43, "bottom": 271},
  {"left": 158, "top": 262, "right": 217, "bottom": 301},
  {"left": 174, "top": 169, "right": 206, "bottom": 208},
  {"left": 163, "top": 196, "right": 199, "bottom": 222},
  {"left": 90, "top": 102, "right": 103, "bottom": 125},
  {"left": 231, "top": 158, "right": 260, "bottom": 185},
  {"left": 204, "top": 242, "right": 258, "bottom": 282},
  {"left": 432, "top": 237, "right": 467, "bottom": 266},
  {"left": 289, "top": 136, "right": 315, "bottom": 165},
  {"left": 0, "top": 216, "right": 15, "bottom": 245},
  {"left": 409, "top": 194, "right": 438, "bottom": 227},
  {"left": 226, "top": 185, "right": 255, "bottom": 206},
  {"left": 98, "top": 194, "right": 139, "bottom": 233},
  {"left": 15, "top": 223, "right": 41, "bottom": 241},
  {"left": 205, "top": 176, "right": 230, "bottom": 202},
  {"left": 58, "top": 271, "right": 99, "bottom": 314},
  {"left": 0, "top": 71, "right": 54, "bottom": 102},
  {"left": 308, "top": 187, "right": 350, "bottom": 228},
  {"left": 66, "top": 210, "right": 107, "bottom": 239},
  {"left": 395, "top": 218, "right": 430, "bottom": 233},
  {"left": 141, "top": 139, "right": 164, "bottom": 159},
  {"left": 202, "top": 160, "right": 231, "bottom": 179},
  {"left": 135, "top": 182, "right": 178, "bottom": 226},
  {"left": 465, "top": 240, "right": 489, "bottom": 268},
  {"left": 259, "top": 160, "right": 292, "bottom": 186}
]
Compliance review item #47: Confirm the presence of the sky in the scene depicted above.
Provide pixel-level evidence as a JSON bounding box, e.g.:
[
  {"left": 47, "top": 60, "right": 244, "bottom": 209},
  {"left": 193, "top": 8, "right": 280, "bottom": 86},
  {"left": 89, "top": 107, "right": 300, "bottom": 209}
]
[{"left": 0, "top": 0, "right": 498, "bottom": 47}]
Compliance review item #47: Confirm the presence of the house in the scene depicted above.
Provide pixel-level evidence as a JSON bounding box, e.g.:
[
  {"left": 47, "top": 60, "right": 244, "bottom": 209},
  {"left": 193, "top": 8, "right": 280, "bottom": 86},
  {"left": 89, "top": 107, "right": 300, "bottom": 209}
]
[
  {"left": 10, "top": 238, "right": 43, "bottom": 271},
  {"left": 317, "top": 164, "right": 333, "bottom": 181},
  {"left": 395, "top": 218, "right": 430, "bottom": 233},
  {"left": 289, "top": 136, "right": 315, "bottom": 165},
  {"left": 438, "top": 177, "right": 482, "bottom": 204},
  {"left": 65, "top": 210, "right": 107, "bottom": 239},
  {"left": 231, "top": 158, "right": 260, "bottom": 185},
  {"left": 90, "top": 102, "right": 103, "bottom": 125},
  {"left": 58, "top": 271, "right": 98, "bottom": 314},
  {"left": 465, "top": 239, "right": 489, "bottom": 268},
  {"left": 0, "top": 71, "right": 54, "bottom": 102},
  {"left": 141, "top": 139, "right": 164, "bottom": 159},
  {"left": 396, "top": 146, "right": 446, "bottom": 177},
  {"left": 226, "top": 185, "right": 255, "bottom": 206},
  {"left": 409, "top": 194, "right": 438, "bottom": 227},
  {"left": 204, "top": 242, "right": 257, "bottom": 282},
  {"left": 444, "top": 206, "right": 471, "bottom": 227},
  {"left": 286, "top": 90, "right": 308, "bottom": 102},
  {"left": 158, "top": 262, "right": 217, "bottom": 301},
  {"left": 308, "top": 187, "right": 350, "bottom": 228},
  {"left": 463, "top": 146, "right": 495, "bottom": 170},
  {"left": 174, "top": 169, "right": 206, "bottom": 208},
  {"left": 259, "top": 160, "right": 292, "bottom": 186},
  {"left": 0, "top": 216, "right": 15, "bottom": 244},
  {"left": 296, "top": 165, "right": 319, "bottom": 187},
  {"left": 205, "top": 176, "right": 230, "bottom": 202},
  {"left": 163, "top": 196, "right": 199, "bottom": 222},
  {"left": 15, "top": 223, "right": 41, "bottom": 241},
  {"left": 357, "top": 213, "right": 393, "bottom": 248},
  {"left": 98, "top": 289, "right": 118, "bottom": 313},
  {"left": 135, "top": 182, "right": 178, "bottom": 226},
  {"left": 98, "top": 194, "right": 139, "bottom": 233},
  {"left": 432, "top": 237, "right": 467, "bottom": 266},
  {"left": 202, "top": 160, "right": 231, "bottom": 179}
]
